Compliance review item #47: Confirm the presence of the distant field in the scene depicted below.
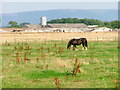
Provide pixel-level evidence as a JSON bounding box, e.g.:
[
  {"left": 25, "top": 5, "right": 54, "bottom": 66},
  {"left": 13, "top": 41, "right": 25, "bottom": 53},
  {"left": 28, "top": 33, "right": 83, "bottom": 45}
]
[
  {"left": 1, "top": 32, "right": 118, "bottom": 43},
  {"left": 2, "top": 40, "right": 118, "bottom": 88}
]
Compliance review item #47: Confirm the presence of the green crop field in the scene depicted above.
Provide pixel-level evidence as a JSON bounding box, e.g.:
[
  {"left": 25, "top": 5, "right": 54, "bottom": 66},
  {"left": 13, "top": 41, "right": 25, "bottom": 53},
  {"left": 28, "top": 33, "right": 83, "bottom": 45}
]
[{"left": 2, "top": 40, "right": 118, "bottom": 88}]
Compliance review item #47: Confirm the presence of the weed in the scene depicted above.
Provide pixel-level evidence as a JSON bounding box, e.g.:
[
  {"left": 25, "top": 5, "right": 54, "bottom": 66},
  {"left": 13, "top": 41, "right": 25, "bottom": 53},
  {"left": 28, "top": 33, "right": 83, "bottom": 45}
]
[
  {"left": 54, "top": 44, "right": 57, "bottom": 48},
  {"left": 45, "top": 64, "right": 49, "bottom": 69},
  {"left": 36, "top": 57, "right": 39, "bottom": 62},
  {"left": 19, "top": 46, "right": 24, "bottom": 51},
  {"left": 24, "top": 52, "right": 30, "bottom": 62},
  {"left": 58, "top": 47, "right": 64, "bottom": 54},
  {"left": 47, "top": 47, "right": 50, "bottom": 53},
  {"left": 41, "top": 53, "right": 46, "bottom": 62},
  {"left": 115, "top": 80, "right": 119, "bottom": 89},
  {"left": 14, "top": 46, "right": 17, "bottom": 50},
  {"left": 54, "top": 77, "right": 61, "bottom": 89},
  {"left": 72, "top": 58, "right": 81, "bottom": 76},
  {"left": 15, "top": 52, "right": 20, "bottom": 64},
  {"left": 27, "top": 46, "right": 31, "bottom": 50}
]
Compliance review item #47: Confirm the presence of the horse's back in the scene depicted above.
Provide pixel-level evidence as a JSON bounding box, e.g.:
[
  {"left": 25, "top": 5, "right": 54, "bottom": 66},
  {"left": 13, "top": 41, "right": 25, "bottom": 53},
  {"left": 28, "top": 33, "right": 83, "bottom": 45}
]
[
  {"left": 79, "top": 38, "right": 87, "bottom": 42},
  {"left": 69, "top": 38, "right": 76, "bottom": 43},
  {"left": 79, "top": 38, "right": 87, "bottom": 40}
]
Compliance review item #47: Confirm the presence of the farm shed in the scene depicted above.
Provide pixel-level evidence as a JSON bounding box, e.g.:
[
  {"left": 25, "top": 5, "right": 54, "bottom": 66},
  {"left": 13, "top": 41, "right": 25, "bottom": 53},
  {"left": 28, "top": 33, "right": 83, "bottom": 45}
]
[
  {"left": 92, "top": 27, "right": 113, "bottom": 32},
  {"left": 1, "top": 28, "right": 26, "bottom": 32},
  {"left": 23, "top": 16, "right": 113, "bottom": 32},
  {"left": 48, "top": 23, "right": 87, "bottom": 28},
  {"left": 24, "top": 24, "right": 42, "bottom": 30},
  {"left": 25, "top": 23, "right": 87, "bottom": 29},
  {"left": 24, "top": 23, "right": 88, "bottom": 32}
]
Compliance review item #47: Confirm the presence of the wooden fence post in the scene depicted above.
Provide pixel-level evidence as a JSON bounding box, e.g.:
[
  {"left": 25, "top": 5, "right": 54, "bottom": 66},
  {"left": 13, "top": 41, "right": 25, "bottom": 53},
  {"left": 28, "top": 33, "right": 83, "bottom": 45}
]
[
  {"left": 62, "top": 38, "right": 64, "bottom": 43},
  {"left": 26, "top": 39, "right": 28, "bottom": 45},
  {"left": 96, "top": 37, "right": 98, "bottom": 42},
  {"left": 15, "top": 39, "right": 16, "bottom": 44}
]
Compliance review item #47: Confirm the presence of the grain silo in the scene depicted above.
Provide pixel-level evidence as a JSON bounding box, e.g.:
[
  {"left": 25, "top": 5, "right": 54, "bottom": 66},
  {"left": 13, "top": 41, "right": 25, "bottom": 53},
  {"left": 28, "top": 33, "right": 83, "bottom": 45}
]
[{"left": 41, "top": 16, "right": 47, "bottom": 27}]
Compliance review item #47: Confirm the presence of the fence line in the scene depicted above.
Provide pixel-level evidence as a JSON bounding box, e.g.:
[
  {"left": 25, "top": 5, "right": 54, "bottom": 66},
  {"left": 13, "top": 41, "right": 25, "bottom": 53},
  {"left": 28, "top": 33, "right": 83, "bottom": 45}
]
[{"left": 2, "top": 37, "right": 118, "bottom": 44}]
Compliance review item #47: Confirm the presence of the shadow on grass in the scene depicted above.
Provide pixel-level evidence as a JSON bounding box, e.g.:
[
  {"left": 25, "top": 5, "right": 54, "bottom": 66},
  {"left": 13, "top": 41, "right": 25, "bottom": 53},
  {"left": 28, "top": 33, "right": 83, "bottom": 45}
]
[{"left": 23, "top": 70, "right": 71, "bottom": 79}]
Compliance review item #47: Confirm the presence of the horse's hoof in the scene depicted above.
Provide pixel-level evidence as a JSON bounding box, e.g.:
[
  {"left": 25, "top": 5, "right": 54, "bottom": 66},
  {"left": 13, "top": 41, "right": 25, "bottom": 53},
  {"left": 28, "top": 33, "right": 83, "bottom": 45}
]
[
  {"left": 82, "top": 48, "right": 84, "bottom": 50},
  {"left": 76, "top": 49, "right": 78, "bottom": 51}
]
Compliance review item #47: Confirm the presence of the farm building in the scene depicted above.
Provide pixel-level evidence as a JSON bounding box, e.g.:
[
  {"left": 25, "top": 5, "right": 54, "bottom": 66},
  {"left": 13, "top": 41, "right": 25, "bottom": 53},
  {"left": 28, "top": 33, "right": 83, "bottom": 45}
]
[
  {"left": 92, "top": 27, "right": 112, "bottom": 32},
  {"left": 1, "top": 28, "right": 26, "bottom": 32},
  {"left": 23, "top": 16, "right": 113, "bottom": 32},
  {"left": 24, "top": 16, "right": 95, "bottom": 32},
  {"left": 24, "top": 23, "right": 90, "bottom": 32}
]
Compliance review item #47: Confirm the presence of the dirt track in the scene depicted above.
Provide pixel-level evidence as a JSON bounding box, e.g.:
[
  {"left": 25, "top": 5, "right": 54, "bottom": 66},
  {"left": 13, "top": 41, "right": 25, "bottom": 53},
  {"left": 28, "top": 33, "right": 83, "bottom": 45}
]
[{"left": 1, "top": 32, "right": 118, "bottom": 43}]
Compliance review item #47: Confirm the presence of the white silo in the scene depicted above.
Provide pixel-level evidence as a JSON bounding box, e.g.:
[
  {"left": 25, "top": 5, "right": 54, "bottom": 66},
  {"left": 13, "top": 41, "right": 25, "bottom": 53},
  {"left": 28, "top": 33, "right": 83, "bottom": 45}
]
[{"left": 41, "top": 16, "right": 47, "bottom": 27}]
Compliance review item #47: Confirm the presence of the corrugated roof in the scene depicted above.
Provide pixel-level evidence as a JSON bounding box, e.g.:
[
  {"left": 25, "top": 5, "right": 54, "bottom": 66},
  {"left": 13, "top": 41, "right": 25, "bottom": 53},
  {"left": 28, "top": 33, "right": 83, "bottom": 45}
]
[
  {"left": 48, "top": 23, "right": 87, "bottom": 28},
  {"left": 25, "top": 24, "right": 42, "bottom": 29},
  {"left": 25, "top": 23, "right": 87, "bottom": 29}
]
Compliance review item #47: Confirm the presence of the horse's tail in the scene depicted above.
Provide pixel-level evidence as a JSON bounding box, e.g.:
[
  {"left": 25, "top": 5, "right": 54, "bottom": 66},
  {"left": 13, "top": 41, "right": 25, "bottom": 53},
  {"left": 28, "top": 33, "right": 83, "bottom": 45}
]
[{"left": 84, "top": 38, "right": 88, "bottom": 47}]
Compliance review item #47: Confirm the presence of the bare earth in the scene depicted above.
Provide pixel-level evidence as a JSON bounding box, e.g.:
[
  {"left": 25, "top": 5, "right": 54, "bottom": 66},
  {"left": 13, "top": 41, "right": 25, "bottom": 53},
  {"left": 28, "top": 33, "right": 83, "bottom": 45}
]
[{"left": 1, "top": 32, "right": 118, "bottom": 43}]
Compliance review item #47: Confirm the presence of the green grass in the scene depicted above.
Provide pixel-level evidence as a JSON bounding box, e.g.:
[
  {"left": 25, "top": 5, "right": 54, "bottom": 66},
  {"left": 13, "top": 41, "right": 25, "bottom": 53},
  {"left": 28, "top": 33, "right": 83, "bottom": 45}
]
[
  {"left": 2, "top": 40, "right": 118, "bottom": 88},
  {"left": 23, "top": 70, "right": 66, "bottom": 79}
]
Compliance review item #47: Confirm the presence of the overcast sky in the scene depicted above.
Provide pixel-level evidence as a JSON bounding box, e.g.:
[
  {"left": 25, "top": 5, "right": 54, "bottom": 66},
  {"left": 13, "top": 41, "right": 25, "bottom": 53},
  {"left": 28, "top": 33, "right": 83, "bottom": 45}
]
[
  {"left": 1, "top": 0, "right": 120, "bottom": 2},
  {"left": 1, "top": 0, "right": 119, "bottom": 14}
]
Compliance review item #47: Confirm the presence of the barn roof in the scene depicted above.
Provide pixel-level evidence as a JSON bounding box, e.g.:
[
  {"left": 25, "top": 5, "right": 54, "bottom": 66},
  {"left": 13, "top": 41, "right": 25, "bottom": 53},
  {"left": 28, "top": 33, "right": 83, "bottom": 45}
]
[
  {"left": 48, "top": 23, "right": 87, "bottom": 28},
  {"left": 24, "top": 23, "right": 87, "bottom": 29},
  {"left": 24, "top": 24, "right": 42, "bottom": 29}
]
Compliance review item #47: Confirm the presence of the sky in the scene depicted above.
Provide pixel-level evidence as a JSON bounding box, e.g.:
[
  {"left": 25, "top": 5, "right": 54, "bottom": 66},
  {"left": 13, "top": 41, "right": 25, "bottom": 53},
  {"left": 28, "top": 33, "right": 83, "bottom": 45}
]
[
  {"left": 1, "top": 0, "right": 119, "bottom": 14},
  {"left": 1, "top": 0, "right": 120, "bottom": 2}
]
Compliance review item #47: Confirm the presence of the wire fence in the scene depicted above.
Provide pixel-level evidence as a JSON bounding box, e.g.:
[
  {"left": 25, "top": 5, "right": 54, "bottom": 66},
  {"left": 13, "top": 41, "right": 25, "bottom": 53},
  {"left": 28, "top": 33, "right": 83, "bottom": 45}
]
[
  {"left": 1, "top": 31, "right": 118, "bottom": 44},
  {"left": 2, "top": 37, "right": 118, "bottom": 45}
]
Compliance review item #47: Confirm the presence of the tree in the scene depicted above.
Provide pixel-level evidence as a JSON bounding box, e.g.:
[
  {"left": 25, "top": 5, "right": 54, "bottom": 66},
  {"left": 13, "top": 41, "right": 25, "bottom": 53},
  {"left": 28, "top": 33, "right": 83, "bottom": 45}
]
[
  {"left": 47, "top": 18, "right": 105, "bottom": 25},
  {"left": 47, "top": 18, "right": 120, "bottom": 29},
  {"left": 8, "top": 21, "right": 23, "bottom": 28},
  {"left": 110, "top": 20, "right": 120, "bottom": 29},
  {"left": 20, "top": 22, "right": 30, "bottom": 27},
  {"left": 9, "top": 21, "right": 18, "bottom": 26}
]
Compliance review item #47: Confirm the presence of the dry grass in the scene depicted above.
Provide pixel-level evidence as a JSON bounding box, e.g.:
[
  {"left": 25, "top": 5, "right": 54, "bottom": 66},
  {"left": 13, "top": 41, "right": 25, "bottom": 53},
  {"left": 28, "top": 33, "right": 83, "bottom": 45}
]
[
  {"left": 52, "top": 59, "right": 70, "bottom": 68},
  {"left": 1, "top": 32, "right": 118, "bottom": 43},
  {"left": 72, "top": 58, "right": 81, "bottom": 76}
]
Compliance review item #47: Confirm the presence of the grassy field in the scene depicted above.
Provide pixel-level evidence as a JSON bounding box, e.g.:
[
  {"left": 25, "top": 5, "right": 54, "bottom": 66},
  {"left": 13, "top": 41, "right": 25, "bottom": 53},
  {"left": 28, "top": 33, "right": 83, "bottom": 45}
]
[{"left": 2, "top": 40, "right": 118, "bottom": 88}]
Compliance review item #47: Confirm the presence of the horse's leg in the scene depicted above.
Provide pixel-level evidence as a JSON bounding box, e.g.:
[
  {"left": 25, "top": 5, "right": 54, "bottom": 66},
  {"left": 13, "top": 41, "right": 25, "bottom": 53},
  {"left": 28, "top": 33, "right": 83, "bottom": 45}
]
[
  {"left": 82, "top": 43, "right": 85, "bottom": 50},
  {"left": 84, "top": 42, "right": 88, "bottom": 50},
  {"left": 73, "top": 45, "right": 78, "bottom": 51},
  {"left": 85, "top": 46, "right": 87, "bottom": 50},
  {"left": 74, "top": 45, "right": 78, "bottom": 49},
  {"left": 84, "top": 39, "right": 88, "bottom": 50},
  {"left": 73, "top": 45, "right": 75, "bottom": 51}
]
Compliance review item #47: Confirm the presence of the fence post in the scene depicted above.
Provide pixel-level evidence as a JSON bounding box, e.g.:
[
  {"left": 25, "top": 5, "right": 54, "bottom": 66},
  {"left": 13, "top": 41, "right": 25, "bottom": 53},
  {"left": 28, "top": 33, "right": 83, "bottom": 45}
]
[
  {"left": 14, "top": 39, "right": 16, "bottom": 44},
  {"left": 45, "top": 39, "right": 46, "bottom": 43},
  {"left": 62, "top": 38, "right": 64, "bottom": 43},
  {"left": 115, "top": 37, "right": 117, "bottom": 41},
  {"left": 96, "top": 37, "right": 98, "bottom": 42},
  {"left": 26, "top": 39, "right": 28, "bottom": 45}
]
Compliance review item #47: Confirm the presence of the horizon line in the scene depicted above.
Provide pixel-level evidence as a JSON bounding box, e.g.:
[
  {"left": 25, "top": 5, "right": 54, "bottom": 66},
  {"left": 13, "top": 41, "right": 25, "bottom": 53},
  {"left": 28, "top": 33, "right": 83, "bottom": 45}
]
[{"left": 1, "top": 8, "right": 118, "bottom": 14}]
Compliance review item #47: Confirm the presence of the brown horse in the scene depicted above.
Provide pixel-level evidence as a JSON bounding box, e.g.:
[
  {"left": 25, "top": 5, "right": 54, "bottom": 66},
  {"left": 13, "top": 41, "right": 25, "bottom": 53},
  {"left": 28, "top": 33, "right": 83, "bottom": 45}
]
[{"left": 67, "top": 38, "right": 88, "bottom": 50}]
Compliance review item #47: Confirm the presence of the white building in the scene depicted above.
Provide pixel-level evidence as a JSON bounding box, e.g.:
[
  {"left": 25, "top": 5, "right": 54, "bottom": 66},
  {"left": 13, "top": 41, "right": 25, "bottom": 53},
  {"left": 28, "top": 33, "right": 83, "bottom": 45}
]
[{"left": 92, "top": 27, "right": 112, "bottom": 32}]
